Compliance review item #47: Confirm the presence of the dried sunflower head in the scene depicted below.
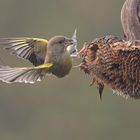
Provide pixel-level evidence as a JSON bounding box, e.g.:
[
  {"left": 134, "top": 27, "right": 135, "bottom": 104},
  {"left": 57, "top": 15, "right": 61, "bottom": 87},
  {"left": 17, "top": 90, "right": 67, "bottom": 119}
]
[{"left": 79, "top": 35, "right": 140, "bottom": 99}]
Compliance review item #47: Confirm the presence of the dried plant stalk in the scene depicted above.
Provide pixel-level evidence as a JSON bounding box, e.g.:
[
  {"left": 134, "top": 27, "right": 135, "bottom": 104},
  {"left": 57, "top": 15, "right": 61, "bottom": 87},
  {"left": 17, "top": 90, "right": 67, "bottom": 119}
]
[{"left": 121, "top": 0, "right": 140, "bottom": 40}]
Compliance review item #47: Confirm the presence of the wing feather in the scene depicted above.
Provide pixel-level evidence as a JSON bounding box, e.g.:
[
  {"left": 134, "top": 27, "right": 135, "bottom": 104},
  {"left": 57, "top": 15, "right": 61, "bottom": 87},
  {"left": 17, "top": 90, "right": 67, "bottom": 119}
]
[{"left": 0, "top": 38, "right": 48, "bottom": 66}]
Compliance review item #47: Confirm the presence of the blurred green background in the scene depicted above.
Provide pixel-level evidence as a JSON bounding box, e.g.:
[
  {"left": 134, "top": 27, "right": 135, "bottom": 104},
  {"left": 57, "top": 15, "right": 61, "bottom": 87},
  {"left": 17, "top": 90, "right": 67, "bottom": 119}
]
[{"left": 0, "top": 0, "right": 140, "bottom": 140}]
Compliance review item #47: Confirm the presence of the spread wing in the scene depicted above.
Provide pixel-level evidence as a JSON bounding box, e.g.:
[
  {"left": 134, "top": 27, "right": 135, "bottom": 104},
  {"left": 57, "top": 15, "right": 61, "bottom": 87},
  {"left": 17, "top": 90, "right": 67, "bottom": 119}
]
[{"left": 0, "top": 38, "right": 48, "bottom": 66}]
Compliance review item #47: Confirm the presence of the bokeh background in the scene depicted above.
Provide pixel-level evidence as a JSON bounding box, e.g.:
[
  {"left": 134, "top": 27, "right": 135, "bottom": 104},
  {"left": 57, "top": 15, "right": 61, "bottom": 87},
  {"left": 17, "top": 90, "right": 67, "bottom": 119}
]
[{"left": 0, "top": 0, "right": 139, "bottom": 140}]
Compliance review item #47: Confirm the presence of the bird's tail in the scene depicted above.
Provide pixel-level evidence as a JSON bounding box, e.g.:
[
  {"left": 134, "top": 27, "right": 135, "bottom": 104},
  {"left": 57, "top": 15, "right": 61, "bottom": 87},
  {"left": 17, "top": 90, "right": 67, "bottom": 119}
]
[{"left": 0, "top": 63, "right": 52, "bottom": 83}]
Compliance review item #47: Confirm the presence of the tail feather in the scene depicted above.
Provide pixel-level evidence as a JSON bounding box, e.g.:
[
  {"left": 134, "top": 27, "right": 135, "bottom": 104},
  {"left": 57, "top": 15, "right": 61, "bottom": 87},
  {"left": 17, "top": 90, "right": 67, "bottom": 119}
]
[{"left": 0, "top": 63, "right": 52, "bottom": 83}]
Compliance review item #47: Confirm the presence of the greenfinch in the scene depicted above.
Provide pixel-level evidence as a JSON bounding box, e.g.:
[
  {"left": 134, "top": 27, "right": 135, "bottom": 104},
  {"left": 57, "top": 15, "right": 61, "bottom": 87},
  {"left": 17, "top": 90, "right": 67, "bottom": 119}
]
[{"left": 0, "top": 31, "right": 77, "bottom": 83}]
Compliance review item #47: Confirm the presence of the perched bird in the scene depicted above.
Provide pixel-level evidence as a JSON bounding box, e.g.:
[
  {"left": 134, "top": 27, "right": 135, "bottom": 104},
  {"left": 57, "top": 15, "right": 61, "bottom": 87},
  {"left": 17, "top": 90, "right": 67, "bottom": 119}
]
[
  {"left": 0, "top": 31, "right": 78, "bottom": 83},
  {"left": 80, "top": 36, "right": 140, "bottom": 99}
]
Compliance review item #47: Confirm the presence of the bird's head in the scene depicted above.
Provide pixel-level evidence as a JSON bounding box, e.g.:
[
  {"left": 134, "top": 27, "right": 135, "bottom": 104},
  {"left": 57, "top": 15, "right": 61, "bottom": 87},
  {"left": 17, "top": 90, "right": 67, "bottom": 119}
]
[{"left": 48, "top": 36, "right": 74, "bottom": 54}]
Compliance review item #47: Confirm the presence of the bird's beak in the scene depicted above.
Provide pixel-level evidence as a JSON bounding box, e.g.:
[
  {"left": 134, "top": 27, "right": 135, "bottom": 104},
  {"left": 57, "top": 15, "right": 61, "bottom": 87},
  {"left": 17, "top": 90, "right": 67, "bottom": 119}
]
[{"left": 67, "top": 29, "right": 78, "bottom": 58}]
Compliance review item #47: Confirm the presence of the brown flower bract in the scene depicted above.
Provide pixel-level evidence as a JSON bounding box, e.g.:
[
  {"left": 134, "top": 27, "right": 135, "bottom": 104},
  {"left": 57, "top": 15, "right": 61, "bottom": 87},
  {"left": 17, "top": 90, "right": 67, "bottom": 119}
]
[{"left": 79, "top": 36, "right": 140, "bottom": 99}]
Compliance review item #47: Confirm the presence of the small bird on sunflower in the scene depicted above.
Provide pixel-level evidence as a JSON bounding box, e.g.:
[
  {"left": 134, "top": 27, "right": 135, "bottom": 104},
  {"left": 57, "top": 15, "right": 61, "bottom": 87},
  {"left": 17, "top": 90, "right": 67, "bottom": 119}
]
[{"left": 0, "top": 30, "right": 78, "bottom": 84}]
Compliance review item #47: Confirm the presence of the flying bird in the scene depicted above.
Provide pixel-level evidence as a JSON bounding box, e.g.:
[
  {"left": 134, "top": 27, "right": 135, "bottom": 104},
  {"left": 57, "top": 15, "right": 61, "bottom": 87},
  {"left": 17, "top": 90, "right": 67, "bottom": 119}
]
[
  {"left": 0, "top": 30, "right": 78, "bottom": 83},
  {"left": 79, "top": 0, "right": 140, "bottom": 99}
]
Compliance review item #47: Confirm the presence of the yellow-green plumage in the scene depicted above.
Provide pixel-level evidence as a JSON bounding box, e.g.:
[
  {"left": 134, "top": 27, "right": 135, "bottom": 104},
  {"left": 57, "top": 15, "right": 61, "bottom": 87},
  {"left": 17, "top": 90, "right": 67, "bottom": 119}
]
[
  {"left": 51, "top": 50, "right": 72, "bottom": 78},
  {"left": 0, "top": 35, "right": 75, "bottom": 83},
  {"left": 0, "top": 37, "right": 48, "bottom": 66}
]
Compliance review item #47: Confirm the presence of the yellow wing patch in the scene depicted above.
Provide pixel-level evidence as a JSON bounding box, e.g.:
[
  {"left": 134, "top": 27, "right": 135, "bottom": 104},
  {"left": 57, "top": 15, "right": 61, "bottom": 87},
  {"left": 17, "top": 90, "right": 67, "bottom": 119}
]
[
  {"left": 18, "top": 63, "right": 53, "bottom": 71},
  {"left": 35, "top": 63, "right": 53, "bottom": 69},
  {"left": 33, "top": 38, "right": 48, "bottom": 48}
]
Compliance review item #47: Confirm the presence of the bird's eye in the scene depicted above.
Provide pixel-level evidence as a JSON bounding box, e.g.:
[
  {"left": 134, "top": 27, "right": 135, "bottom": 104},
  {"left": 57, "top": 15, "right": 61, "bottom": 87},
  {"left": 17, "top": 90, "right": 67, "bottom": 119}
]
[{"left": 59, "top": 40, "right": 63, "bottom": 44}]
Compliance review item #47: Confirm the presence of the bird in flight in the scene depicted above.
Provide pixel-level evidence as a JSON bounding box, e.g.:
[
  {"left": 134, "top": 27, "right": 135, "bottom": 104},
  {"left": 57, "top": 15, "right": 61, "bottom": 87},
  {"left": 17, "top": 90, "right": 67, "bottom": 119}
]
[
  {"left": 0, "top": 30, "right": 78, "bottom": 83},
  {"left": 79, "top": 0, "right": 140, "bottom": 99}
]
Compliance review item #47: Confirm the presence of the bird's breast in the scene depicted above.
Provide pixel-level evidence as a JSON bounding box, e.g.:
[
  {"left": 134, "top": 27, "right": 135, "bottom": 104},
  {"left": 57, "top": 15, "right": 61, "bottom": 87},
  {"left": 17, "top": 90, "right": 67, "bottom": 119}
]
[{"left": 51, "top": 52, "right": 72, "bottom": 78}]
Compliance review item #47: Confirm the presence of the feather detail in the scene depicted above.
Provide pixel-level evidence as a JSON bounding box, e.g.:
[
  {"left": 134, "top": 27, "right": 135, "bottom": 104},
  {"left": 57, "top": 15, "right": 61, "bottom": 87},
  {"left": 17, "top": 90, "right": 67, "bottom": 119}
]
[
  {"left": 0, "top": 63, "right": 52, "bottom": 83},
  {"left": 0, "top": 38, "right": 48, "bottom": 66}
]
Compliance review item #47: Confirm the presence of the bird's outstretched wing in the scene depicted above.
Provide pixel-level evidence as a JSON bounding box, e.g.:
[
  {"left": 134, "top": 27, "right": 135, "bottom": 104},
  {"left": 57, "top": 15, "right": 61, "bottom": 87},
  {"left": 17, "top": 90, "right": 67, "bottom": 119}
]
[{"left": 0, "top": 38, "right": 48, "bottom": 66}]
